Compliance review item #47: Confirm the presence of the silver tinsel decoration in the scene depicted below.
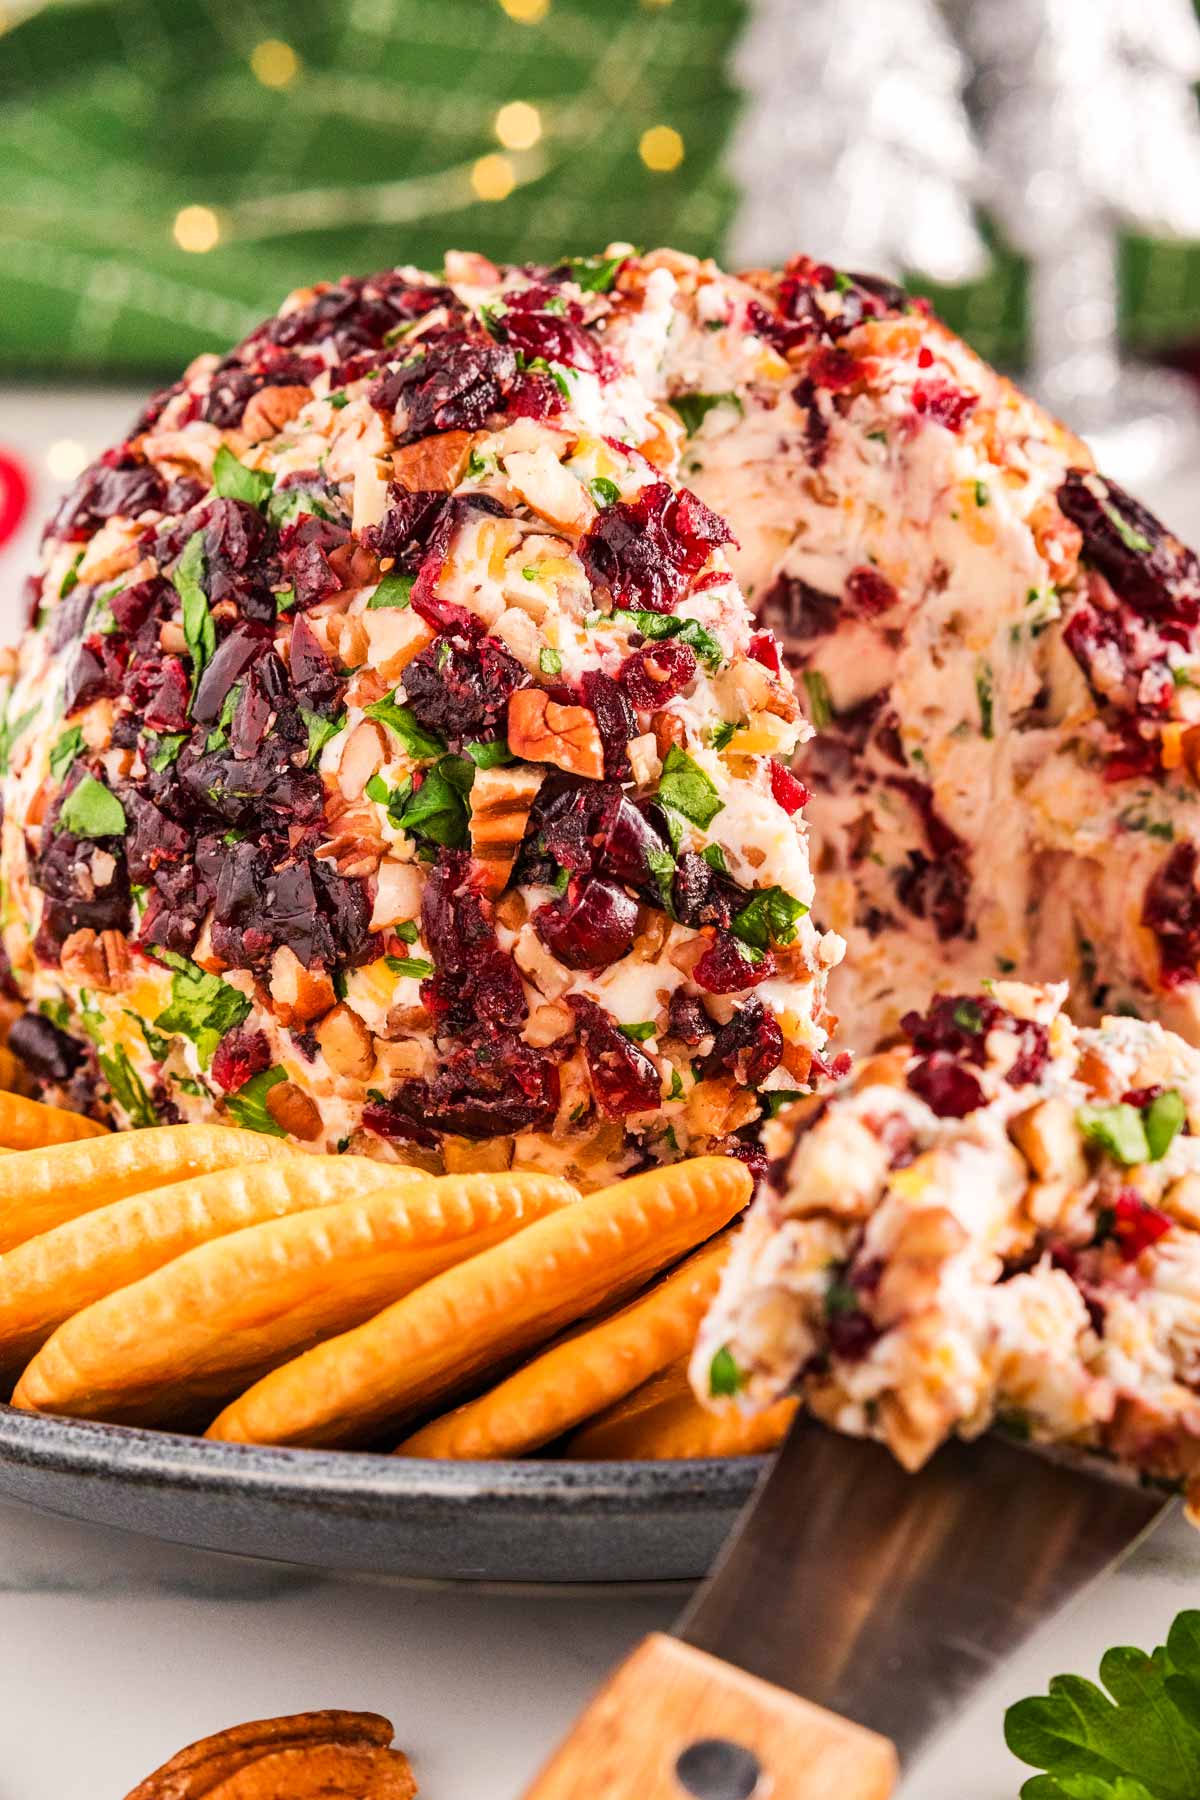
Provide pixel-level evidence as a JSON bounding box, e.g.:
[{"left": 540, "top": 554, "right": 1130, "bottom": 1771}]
[
  {"left": 727, "top": 0, "right": 989, "bottom": 284},
  {"left": 955, "top": 0, "right": 1200, "bottom": 471}
]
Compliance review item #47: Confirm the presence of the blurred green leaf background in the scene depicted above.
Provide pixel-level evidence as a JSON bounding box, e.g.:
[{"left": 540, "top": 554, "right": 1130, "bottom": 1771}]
[{"left": 1, "top": 0, "right": 1199, "bottom": 379}]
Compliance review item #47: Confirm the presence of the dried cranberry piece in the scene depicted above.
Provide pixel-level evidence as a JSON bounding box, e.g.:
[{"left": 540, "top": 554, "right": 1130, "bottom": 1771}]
[
  {"left": 62, "top": 634, "right": 127, "bottom": 715},
  {"left": 568, "top": 995, "right": 661, "bottom": 1117},
  {"left": 525, "top": 781, "right": 606, "bottom": 881},
  {"left": 1059, "top": 470, "right": 1200, "bottom": 629},
  {"left": 111, "top": 577, "right": 173, "bottom": 639},
  {"left": 371, "top": 336, "right": 516, "bottom": 444},
  {"left": 46, "top": 585, "right": 94, "bottom": 653},
  {"left": 673, "top": 853, "right": 735, "bottom": 930},
  {"left": 826, "top": 1308, "right": 881, "bottom": 1362},
  {"left": 810, "top": 1046, "right": 854, "bottom": 1085},
  {"left": 791, "top": 376, "right": 831, "bottom": 467},
  {"left": 593, "top": 789, "right": 670, "bottom": 890},
  {"left": 266, "top": 278, "right": 460, "bottom": 353},
  {"left": 618, "top": 641, "right": 697, "bottom": 710},
  {"left": 906, "top": 1055, "right": 985, "bottom": 1118},
  {"left": 902, "top": 995, "right": 1007, "bottom": 1063},
  {"left": 363, "top": 488, "right": 451, "bottom": 571},
  {"left": 202, "top": 497, "right": 280, "bottom": 621},
  {"left": 8, "top": 1010, "right": 84, "bottom": 1084},
  {"left": 133, "top": 655, "right": 191, "bottom": 733},
  {"left": 1110, "top": 1192, "right": 1173, "bottom": 1262},
  {"left": 408, "top": 495, "right": 510, "bottom": 615},
  {"left": 579, "top": 480, "right": 731, "bottom": 614},
  {"left": 807, "top": 347, "right": 865, "bottom": 392},
  {"left": 1006, "top": 1021, "right": 1051, "bottom": 1088},
  {"left": 421, "top": 851, "right": 526, "bottom": 1038},
  {"left": 725, "top": 1135, "right": 769, "bottom": 1187},
  {"left": 845, "top": 567, "right": 898, "bottom": 616},
  {"left": 747, "top": 631, "right": 782, "bottom": 676},
  {"left": 191, "top": 620, "right": 273, "bottom": 724},
  {"left": 287, "top": 613, "right": 340, "bottom": 710},
  {"left": 709, "top": 998, "right": 783, "bottom": 1086},
  {"left": 911, "top": 380, "right": 977, "bottom": 432},
  {"left": 202, "top": 359, "right": 314, "bottom": 429},
  {"left": 49, "top": 457, "right": 166, "bottom": 542},
  {"left": 507, "top": 370, "right": 564, "bottom": 420},
  {"left": 181, "top": 743, "right": 321, "bottom": 832},
  {"left": 501, "top": 308, "right": 600, "bottom": 374},
  {"left": 277, "top": 514, "right": 350, "bottom": 611},
  {"left": 34, "top": 814, "right": 131, "bottom": 955},
  {"left": 769, "top": 762, "right": 809, "bottom": 815},
  {"left": 1143, "top": 842, "right": 1200, "bottom": 989},
  {"left": 893, "top": 850, "right": 970, "bottom": 942},
  {"left": 211, "top": 1028, "right": 272, "bottom": 1093},
  {"left": 163, "top": 475, "right": 206, "bottom": 514},
  {"left": 668, "top": 989, "right": 710, "bottom": 1046},
  {"left": 757, "top": 572, "right": 841, "bottom": 640},
  {"left": 532, "top": 877, "right": 639, "bottom": 971},
  {"left": 693, "top": 933, "right": 775, "bottom": 994},
  {"left": 364, "top": 1034, "right": 560, "bottom": 1141},
  {"left": 402, "top": 626, "right": 527, "bottom": 747},
  {"left": 580, "top": 669, "right": 634, "bottom": 781}
]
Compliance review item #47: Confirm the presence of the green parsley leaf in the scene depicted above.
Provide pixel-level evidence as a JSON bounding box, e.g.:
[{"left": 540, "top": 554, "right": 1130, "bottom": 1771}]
[
  {"left": 48, "top": 726, "right": 85, "bottom": 783},
  {"left": 364, "top": 694, "right": 446, "bottom": 761},
  {"left": 99, "top": 1045, "right": 158, "bottom": 1129},
  {"left": 205, "top": 682, "right": 243, "bottom": 754},
  {"left": 465, "top": 738, "right": 515, "bottom": 768},
  {"left": 153, "top": 951, "right": 252, "bottom": 1070},
  {"left": 953, "top": 998, "right": 986, "bottom": 1033},
  {"left": 701, "top": 843, "right": 729, "bottom": 875},
  {"left": 802, "top": 669, "right": 833, "bottom": 730},
  {"left": 539, "top": 646, "right": 563, "bottom": 675},
  {"left": 974, "top": 478, "right": 990, "bottom": 507},
  {"left": 0, "top": 701, "right": 38, "bottom": 776},
  {"left": 1005, "top": 1607, "right": 1200, "bottom": 1800},
  {"left": 395, "top": 920, "right": 419, "bottom": 944},
  {"left": 145, "top": 732, "right": 187, "bottom": 773},
  {"left": 212, "top": 444, "right": 275, "bottom": 509},
  {"left": 709, "top": 720, "right": 739, "bottom": 751},
  {"left": 975, "top": 660, "right": 995, "bottom": 739},
  {"left": 384, "top": 955, "right": 435, "bottom": 979},
  {"left": 126, "top": 1009, "right": 172, "bottom": 1063},
  {"left": 367, "top": 571, "right": 415, "bottom": 610},
  {"left": 1077, "top": 1102, "right": 1150, "bottom": 1167},
  {"left": 300, "top": 708, "right": 346, "bottom": 765},
  {"left": 274, "top": 587, "right": 296, "bottom": 616},
  {"left": 173, "top": 531, "right": 214, "bottom": 701},
  {"left": 658, "top": 744, "right": 723, "bottom": 829},
  {"left": 588, "top": 476, "right": 621, "bottom": 508},
  {"left": 608, "top": 608, "right": 724, "bottom": 670},
  {"left": 708, "top": 1345, "right": 744, "bottom": 1398},
  {"left": 1145, "top": 1089, "right": 1186, "bottom": 1162},
  {"left": 393, "top": 762, "right": 470, "bottom": 847},
  {"left": 645, "top": 845, "right": 677, "bottom": 915},
  {"left": 365, "top": 772, "right": 391, "bottom": 806},
  {"left": 564, "top": 252, "right": 626, "bottom": 293},
  {"left": 266, "top": 486, "right": 333, "bottom": 530},
  {"left": 58, "top": 775, "right": 126, "bottom": 839},
  {"left": 760, "top": 1089, "right": 805, "bottom": 1119},
  {"left": 224, "top": 1066, "right": 289, "bottom": 1137},
  {"left": 671, "top": 391, "right": 742, "bottom": 437},
  {"left": 1118, "top": 806, "right": 1174, "bottom": 842},
  {"left": 59, "top": 553, "right": 83, "bottom": 598},
  {"left": 824, "top": 1278, "right": 860, "bottom": 1318},
  {"left": 619, "top": 1021, "right": 656, "bottom": 1042},
  {"left": 667, "top": 1067, "right": 685, "bottom": 1100},
  {"left": 329, "top": 391, "right": 351, "bottom": 410},
  {"left": 1101, "top": 499, "right": 1153, "bottom": 557},
  {"left": 731, "top": 885, "right": 808, "bottom": 951}
]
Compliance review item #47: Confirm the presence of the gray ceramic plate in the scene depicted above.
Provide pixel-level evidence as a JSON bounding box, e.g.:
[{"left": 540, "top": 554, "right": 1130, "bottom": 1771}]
[{"left": 0, "top": 1406, "right": 763, "bottom": 1583}]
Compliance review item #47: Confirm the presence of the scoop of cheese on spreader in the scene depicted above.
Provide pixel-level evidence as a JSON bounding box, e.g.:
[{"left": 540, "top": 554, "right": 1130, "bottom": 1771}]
[
  {"left": 0, "top": 253, "right": 842, "bottom": 1181},
  {"left": 600, "top": 250, "right": 1200, "bottom": 1049},
  {"left": 692, "top": 980, "right": 1200, "bottom": 1507}
]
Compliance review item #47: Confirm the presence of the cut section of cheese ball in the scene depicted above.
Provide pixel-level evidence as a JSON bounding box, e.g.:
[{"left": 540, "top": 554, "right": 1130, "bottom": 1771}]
[
  {"left": 691, "top": 980, "right": 1200, "bottom": 1508},
  {"left": 0, "top": 253, "right": 842, "bottom": 1180},
  {"left": 596, "top": 250, "right": 1200, "bottom": 1049}
]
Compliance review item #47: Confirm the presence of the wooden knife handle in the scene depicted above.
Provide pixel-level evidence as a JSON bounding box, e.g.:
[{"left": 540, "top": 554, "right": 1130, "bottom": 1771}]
[{"left": 522, "top": 1633, "right": 898, "bottom": 1800}]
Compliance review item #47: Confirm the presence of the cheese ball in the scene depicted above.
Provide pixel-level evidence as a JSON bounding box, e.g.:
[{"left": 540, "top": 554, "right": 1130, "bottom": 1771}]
[
  {"left": 692, "top": 979, "right": 1200, "bottom": 1510},
  {"left": 0, "top": 251, "right": 841, "bottom": 1180},
  {"left": 598, "top": 250, "right": 1200, "bottom": 1048}
]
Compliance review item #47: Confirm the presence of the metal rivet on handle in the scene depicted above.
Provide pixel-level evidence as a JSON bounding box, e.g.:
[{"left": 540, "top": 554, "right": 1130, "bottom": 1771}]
[{"left": 674, "top": 1737, "right": 764, "bottom": 1800}]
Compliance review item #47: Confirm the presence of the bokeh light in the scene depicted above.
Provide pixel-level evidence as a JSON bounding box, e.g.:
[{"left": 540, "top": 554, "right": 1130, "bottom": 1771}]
[
  {"left": 250, "top": 39, "right": 301, "bottom": 89},
  {"left": 639, "top": 125, "right": 684, "bottom": 172},
  {"left": 471, "top": 154, "right": 517, "bottom": 203},
  {"left": 173, "top": 205, "right": 222, "bottom": 253},
  {"left": 494, "top": 101, "right": 542, "bottom": 151}
]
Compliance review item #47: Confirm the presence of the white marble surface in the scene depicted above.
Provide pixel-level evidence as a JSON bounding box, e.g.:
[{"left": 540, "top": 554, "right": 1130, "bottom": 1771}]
[{"left": 1, "top": 387, "right": 1199, "bottom": 1798}]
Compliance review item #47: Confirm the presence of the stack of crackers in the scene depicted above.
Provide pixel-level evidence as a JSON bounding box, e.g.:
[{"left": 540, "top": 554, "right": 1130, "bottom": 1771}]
[{"left": 0, "top": 1090, "right": 787, "bottom": 1461}]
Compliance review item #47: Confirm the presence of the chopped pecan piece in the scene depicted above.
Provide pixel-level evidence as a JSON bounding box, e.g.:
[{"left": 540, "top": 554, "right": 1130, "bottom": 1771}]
[
  {"left": 391, "top": 429, "right": 473, "bottom": 492},
  {"left": 239, "top": 383, "right": 312, "bottom": 444},
  {"left": 507, "top": 688, "right": 605, "bottom": 781},
  {"left": 469, "top": 764, "right": 545, "bottom": 894}
]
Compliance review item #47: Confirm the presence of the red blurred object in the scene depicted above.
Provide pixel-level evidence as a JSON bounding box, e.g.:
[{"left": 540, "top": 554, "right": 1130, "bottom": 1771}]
[{"left": 0, "top": 449, "right": 30, "bottom": 548}]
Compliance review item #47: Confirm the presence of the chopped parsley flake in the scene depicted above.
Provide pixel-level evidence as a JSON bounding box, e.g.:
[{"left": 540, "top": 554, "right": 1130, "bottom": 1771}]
[
  {"left": 212, "top": 445, "right": 275, "bottom": 509},
  {"left": 731, "top": 885, "right": 808, "bottom": 951},
  {"left": 539, "top": 646, "right": 563, "bottom": 675},
  {"left": 173, "top": 531, "right": 214, "bottom": 702},
  {"left": 708, "top": 1345, "right": 744, "bottom": 1398},
  {"left": 802, "top": 669, "right": 833, "bottom": 730},
  {"left": 367, "top": 571, "right": 414, "bottom": 610},
  {"left": 224, "top": 1067, "right": 288, "bottom": 1136},
  {"left": 671, "top": 391, "right": 742, "bottom": 437},
  {"left": 364, "top": 694, "right": 446, "bottom": 761},
  {"left": 48, "top": 725, "right": 85, "bottom": 783},
  {"left": 58, "top": 775, "right": 126, "bottom": 839},
  {"left": 658, "top": 745, "right": 723, "bottom": 830},
  {"left": 588, "top": 476, "right": 621, "bottom": 508}
]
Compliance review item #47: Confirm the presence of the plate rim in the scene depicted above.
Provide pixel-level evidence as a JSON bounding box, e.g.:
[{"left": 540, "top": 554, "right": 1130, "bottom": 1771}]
[{"left": 0, "top": 1402, "right": 767, "bottom": 1514}]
